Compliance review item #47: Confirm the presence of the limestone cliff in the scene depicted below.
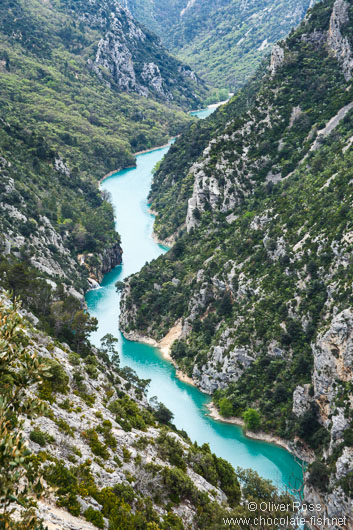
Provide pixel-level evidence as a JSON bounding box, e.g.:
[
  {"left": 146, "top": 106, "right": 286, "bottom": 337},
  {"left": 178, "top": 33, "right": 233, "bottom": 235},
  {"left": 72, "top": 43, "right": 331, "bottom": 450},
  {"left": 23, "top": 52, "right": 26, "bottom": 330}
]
[
  {"left": 63, "top": 0, "right": 206, "bottom": 107},
  {"left": 301, "top": 311, "right": 353, "bottom": 529}
]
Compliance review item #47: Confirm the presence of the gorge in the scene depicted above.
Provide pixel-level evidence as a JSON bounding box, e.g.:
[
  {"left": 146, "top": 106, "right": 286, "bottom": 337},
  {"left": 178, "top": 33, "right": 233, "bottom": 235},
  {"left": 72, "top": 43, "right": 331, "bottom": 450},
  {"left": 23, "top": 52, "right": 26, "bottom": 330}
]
[{"left": 85, "top": 119, "right": 303, "bottom": 493}]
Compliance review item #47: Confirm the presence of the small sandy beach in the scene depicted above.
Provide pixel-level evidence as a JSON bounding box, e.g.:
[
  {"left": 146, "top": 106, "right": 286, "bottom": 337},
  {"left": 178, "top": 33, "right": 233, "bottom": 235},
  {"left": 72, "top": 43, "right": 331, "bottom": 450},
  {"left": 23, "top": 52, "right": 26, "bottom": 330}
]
[{"left": 123, "top": 322, "right": 196, "bottom": 387}]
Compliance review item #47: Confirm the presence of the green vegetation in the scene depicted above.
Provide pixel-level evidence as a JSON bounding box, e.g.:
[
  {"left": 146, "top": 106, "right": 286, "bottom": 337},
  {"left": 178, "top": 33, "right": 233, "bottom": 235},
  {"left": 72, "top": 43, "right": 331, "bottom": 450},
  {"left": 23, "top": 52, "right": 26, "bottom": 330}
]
[
  {"left": 127, "top": 0, "right": 315, "bottom": 90},
  {"left": 84, "top": 507, "right": 104, "bottom": 529},
  {"left": 219, "top": 398, "right": 233, "bottom": 418},
  {"left": 243, "top": 409, "right": 261, "bottom": 432},
  {"left": 29, "top": 428, "right": 54, "bottom": 447},
  {"left": 0, "top": 299, "right": 46, "bottom": 529}
]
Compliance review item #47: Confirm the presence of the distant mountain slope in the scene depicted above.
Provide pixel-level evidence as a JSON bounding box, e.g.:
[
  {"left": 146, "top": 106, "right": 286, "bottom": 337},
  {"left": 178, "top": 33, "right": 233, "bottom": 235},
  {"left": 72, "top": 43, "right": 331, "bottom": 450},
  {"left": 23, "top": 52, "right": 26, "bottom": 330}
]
[
  {"left": 124, "top": 0, "right": 316, "bottom": 89},
  {"left": 120, "top": 1, "right": 353, "bottom": 525}
]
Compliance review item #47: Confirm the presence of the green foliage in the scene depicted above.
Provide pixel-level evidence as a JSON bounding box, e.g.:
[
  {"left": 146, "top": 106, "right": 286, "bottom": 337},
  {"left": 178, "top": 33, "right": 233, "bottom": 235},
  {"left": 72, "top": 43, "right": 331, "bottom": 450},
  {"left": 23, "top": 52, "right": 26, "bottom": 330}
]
[
  {"left": 214, "top": 457, "right": 241, "bottom": 506},
  {"left": 29, "top": 428, "right": 53, "bottom": 447},
  {"left": 243, "top": 409, "right": 261, "bottom": 432},
  {"left": 0, "top": 259, "right": 98, "bottom": 354},
  {"left": 149, "top": 397, "right": 174, "bottom": 425},
  {"left": 156, "top": 430, "right": 186, "bottom": 470},
  {"left": 296, "top": 404, "right": 330, "bottom": 450},
  {"left": 219, "top": 398, "right": 233, "bottom": 418},
  {"left": 308, "top": 461, "right": 330, "bottom": 492},
  {"left": 84, "top": 507, "right": 104, "bottom": 529},
  {"left": 0, "top": 299, "right": 47, "bottom": 528},
  {"left": 162, "top": 466, "right": 195, "bottom": 503},
  {"left": 83, "top": 429, "right": 110, "bottom": 460}
]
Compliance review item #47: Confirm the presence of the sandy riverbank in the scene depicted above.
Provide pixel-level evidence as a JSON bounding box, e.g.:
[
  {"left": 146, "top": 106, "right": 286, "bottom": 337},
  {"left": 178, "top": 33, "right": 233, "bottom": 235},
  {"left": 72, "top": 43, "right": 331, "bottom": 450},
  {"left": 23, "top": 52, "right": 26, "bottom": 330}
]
[
  {"left": 134, "top": 140, "right": 175, "bottom": 156},
  {"left": 190, "top": 99, "right": 230, "bottom": 114},
  {"left": 123, "top": 322, "right": 196, "bottom": 387},
  {"left": 208, "top": 99, "right": 229, "bottom": 109},
  {"left": 151, "top": 230, "right": 175, "bottom": 248}
]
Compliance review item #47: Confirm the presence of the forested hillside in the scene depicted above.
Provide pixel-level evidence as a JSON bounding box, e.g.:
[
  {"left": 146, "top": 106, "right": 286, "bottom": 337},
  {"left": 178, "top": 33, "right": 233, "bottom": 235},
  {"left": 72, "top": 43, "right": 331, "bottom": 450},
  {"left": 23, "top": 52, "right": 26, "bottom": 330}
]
[
  {"left": 124, "top": 0, "right": 315, "bottom": 89},
  {"left": 121, "top": 0, "right": 353, "bottom": 525}
]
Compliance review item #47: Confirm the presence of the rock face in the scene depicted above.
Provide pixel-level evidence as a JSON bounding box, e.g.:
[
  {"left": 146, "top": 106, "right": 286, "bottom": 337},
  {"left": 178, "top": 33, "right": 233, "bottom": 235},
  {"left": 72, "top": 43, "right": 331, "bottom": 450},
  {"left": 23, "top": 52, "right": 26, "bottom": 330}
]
[
  {"left": 73, "top": 0, "right": 205, "bottom": 106},
  {"left": 327, "top": 0, "right": 353, "bottom": 80},
  {"left": 312, "top": 309, "right": 353, "bottom": 420},
  {"left": 269, "top": 44, "right": 285, "bottom": 76},
  {"left": 302, "top": 310, "right": 353, "bottom": 529},
  {"left": 100, "top": 241, "right": 123, "bottom": 277}
]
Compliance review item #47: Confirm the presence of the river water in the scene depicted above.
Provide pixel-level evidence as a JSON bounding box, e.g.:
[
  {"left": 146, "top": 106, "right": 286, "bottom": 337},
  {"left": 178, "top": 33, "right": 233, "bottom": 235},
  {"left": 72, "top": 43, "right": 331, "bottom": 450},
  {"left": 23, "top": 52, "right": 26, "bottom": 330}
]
[{"left": 86, "top": 108, "right": 303, "bottom": 494}]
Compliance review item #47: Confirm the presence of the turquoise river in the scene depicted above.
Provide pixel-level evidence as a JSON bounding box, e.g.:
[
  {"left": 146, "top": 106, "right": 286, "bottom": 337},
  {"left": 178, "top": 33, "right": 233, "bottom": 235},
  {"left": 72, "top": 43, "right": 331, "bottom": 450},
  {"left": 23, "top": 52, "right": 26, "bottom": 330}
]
[{"left": 86, "top": 107, "right": 303, "bottom": 495}]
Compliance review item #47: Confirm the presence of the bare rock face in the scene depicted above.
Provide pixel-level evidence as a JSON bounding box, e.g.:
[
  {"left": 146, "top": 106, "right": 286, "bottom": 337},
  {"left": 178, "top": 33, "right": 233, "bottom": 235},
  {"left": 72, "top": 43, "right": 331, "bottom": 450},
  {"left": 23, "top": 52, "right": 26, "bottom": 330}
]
[
  {"left": 193, "top": 345, "right": 255, "bottom": 394},
  {"left": 312, "top": 309, "right": 353, "bottom": 420},
  {"left": 302, "top": 310, "right": 353, "bottom": 529},
  {"left": 95, "top": 31, "right": 138, "bottom": 92},
  {"left": 327, "top": 0, "right": 353, "bottom": 80},
  {"left": 292, "top": 384, "right": 311, "bottom": 417},
  {"left": 269, "top": 44, "right": 285, "bottom": 76},
  {"left": 99, "top": 241, "right": 123, "bottom": 277},
  {"left": 77, "top": 0, "right": 203, "bottom": 105}
]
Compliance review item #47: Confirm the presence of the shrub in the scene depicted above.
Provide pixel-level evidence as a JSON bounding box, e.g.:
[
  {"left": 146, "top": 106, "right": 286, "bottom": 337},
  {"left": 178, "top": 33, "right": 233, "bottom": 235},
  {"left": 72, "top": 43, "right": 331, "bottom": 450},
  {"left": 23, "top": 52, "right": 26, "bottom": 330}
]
[
  {"left": 243, "top": 409, "right": 261, "bottom": 431},
  {"left": 162, "top": 466, "right": 195, "bottom": 503},
  {"left": 84, "top": 507, "right": 104, "bottom": 529},
  {"left": 308, "top": 461, "right": 330, "bottom": 492},
  {"left": 83, "top": 429, "right": 109, "bottom": 460},
  {"left": 29, "top": 428, "right": 53, "bottom": 447},
  {"left": 219, "top": 398, "right": 233, "bottom": 418}
]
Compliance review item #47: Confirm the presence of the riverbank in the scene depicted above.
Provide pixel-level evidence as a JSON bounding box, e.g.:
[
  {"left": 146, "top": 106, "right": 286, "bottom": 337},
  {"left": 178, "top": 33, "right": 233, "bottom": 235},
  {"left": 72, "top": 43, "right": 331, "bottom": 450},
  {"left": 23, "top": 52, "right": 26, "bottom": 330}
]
[
  {"left": 134, "top": 141, "right": 174, "bottom": 157},
  {"left": 151, "top": 229, "right": 175, "bottom": 248},
  {"left": 100, "top": 140, "right": 175, "bottom": 184},
  {"left": 123, "top": 322, "right": 196, "bottom": 387},
  {"left": 190, "top": 99, "right": 229, "bottom": 114},
  {"left": 99, "top": 166, "right": 134, "bottom": 184}
]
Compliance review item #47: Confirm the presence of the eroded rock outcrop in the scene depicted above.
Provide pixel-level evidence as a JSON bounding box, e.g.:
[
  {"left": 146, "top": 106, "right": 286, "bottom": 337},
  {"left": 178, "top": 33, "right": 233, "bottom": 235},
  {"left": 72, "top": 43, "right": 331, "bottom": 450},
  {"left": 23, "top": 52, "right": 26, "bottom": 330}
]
[
  {"left": 301, "top": 310, "right": 353, "bottom": 529},
  {"left": 269, "top": 44, "right": 285, "bottom": 76},
  {"left": 74, "top": 0, "right": 204, "bottom": 105},
  {"left": 327, "top": 0, "right": 353, "bottom": 80}
]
